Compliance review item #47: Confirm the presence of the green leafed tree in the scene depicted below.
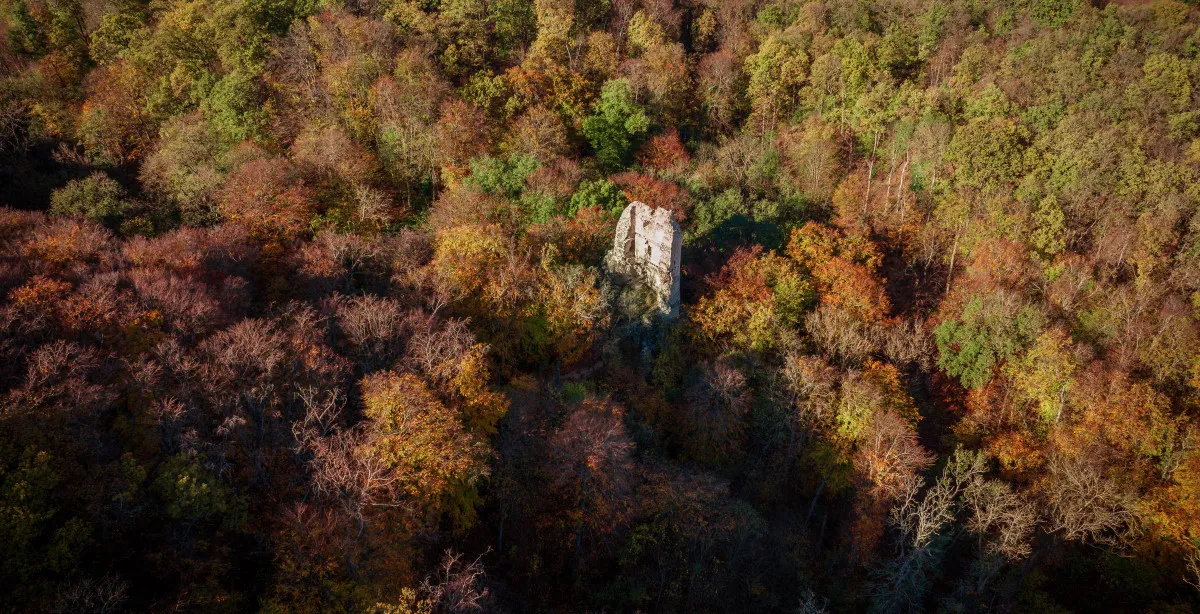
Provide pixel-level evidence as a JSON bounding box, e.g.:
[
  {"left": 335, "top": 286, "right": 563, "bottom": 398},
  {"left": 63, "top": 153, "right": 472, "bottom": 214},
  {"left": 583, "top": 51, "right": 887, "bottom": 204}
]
[
  {"left": 568, "top": 178, "right": 624, "bottom": 215},
  {"left": 744, "top": 34, "right": 810, "bottom": 130},
  {"left": 9, "top": 0, "right": 46, "bottom": 56},
  {"left": 946, "top": 117, "right": 1030, "bottom": 192},
  {"left": 49, "top": 173, "right": 133, "bottom": 230},
  {"left": 464, "top": 153, "right": 539, "bottom": 199},
  {"left": 935, "top": 294, "right": 1045, "bottom": 389},
  {"left": 581, "top": 79, "right": 649, "bottom": 171},
  {"left": 154, "top": 455, "right": 247, "bottom": 530}
]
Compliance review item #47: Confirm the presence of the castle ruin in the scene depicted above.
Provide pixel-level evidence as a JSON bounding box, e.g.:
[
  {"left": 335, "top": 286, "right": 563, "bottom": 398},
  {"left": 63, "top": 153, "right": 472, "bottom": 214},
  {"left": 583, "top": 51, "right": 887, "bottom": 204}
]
[{"left": 605, "top": 201, "right": 682, "bottom": 317}]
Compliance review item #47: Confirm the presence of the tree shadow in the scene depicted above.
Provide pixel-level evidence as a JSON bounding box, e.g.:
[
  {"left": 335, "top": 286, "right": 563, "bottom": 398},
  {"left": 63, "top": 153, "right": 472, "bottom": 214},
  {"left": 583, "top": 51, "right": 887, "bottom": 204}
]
[{"left": 681, "top": 214, "right": 785, "bottom": 303}]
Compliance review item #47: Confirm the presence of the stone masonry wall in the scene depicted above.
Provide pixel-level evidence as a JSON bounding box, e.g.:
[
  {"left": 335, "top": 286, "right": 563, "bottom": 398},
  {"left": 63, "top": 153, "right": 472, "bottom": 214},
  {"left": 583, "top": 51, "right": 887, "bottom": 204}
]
[{"left": 604, "top": 201, "right": 682, "bottom": 317}]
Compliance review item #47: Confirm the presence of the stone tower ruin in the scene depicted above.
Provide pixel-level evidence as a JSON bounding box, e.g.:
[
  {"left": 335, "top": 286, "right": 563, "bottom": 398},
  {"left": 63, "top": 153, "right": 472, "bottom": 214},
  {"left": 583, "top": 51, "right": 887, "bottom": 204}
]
[{"left": 605, "top": 201, "right": 682, "bottom": 317}]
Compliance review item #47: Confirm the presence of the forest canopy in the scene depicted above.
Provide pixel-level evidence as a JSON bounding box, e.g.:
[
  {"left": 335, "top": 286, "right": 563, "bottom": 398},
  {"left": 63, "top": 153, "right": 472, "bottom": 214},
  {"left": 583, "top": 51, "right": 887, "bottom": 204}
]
[{"left": 2, "top": 0, "right": 1200, "bottom": 611}]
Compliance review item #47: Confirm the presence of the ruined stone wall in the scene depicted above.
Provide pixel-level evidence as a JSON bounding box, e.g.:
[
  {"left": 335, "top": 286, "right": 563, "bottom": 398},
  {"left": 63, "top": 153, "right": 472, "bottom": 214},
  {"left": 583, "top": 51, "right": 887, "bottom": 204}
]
[{"left": 605, "top": 201, "right": 682, "bottom": 316}]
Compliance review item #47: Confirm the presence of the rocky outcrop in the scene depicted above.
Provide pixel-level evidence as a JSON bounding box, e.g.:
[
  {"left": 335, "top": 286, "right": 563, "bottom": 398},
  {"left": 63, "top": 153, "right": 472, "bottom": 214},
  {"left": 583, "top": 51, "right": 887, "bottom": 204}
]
[{"left": 605, "top": 201, "right": 681, "bottom": 317}]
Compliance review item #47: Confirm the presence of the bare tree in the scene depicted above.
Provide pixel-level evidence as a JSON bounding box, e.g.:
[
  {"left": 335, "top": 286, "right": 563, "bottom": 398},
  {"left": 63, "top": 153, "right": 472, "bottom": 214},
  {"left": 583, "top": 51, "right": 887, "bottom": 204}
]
[
  {"left": 0, "top": 97, "right": 30, "bottom": 155},
  {"left": 880, "top": 317, "right": 934, "bottom": 371},
  {"left": 152, "top": 397, "right": 190, "bottom": 455},
  {"left": 779, "top": 352, "right": 838, "bottom": 429},
  {"left": 948, "top": 476, "right": 1039, "bottom": 608},
  {"left": 892, "top": 449, "right": 987, "bottom": 553},
  {"left": 1044, "top": 454, "right": 1141, "bottom": 547},
  {"left": 308, "top": 426, "right": 412, "bottom": 525},
  {"left": 869, "top": 449, "right": 987, "bottom": 613},
  {"left": 292, "top": 385, "right": 345, "bottom": 448},
  {"left": 682, "top": 359, "right": 752, "bottom": 461},
  {"left": 405, "top": 316, "right": 475, "bottom": 382},
  {"left": 963, "top": 479, "right": 1036, "bottom": 560},
  {"left": 550, "top": 400, "right": 636, "bottom": 559},
  {"left": 335, "top": 294, "right": 409, "bottom": 372},
  {"left": 1186, "top": 549, "right": 1200, "bottom": 593},
  {"left": 353, "top": 185, "right": 398, "bottom": 228},
  {"left": 52, "top": 575, "right": 128, "bottom": 614},
  {"left": 419, "top": 549, "right": 493, "bottom": 613},
  {"left": 805, "top": 305, "right": 879, "bottom": 366},
  {"left": 128, "top": 267, "right": 221, "bottom": 337},
  {"left": 855, "top": 410, "right": 933, "bottom": 500},
  {"left": 199, "top": 319, "right": 292, "bottom": 464},
  {"left": 796, "top": 589, "right": 829, "bottom": 614}
]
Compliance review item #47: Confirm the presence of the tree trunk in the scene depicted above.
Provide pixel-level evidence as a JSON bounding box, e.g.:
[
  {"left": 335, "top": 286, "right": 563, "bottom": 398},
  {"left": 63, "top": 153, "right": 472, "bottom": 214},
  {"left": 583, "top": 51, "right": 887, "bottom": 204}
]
[
  {"left": 945, "top": 223, "right": 962, "bottom": 295},
  {"left": 805, "top": 476, "right": 827, "bottom": 528},
  {"left": 864, "top": 131, "right": 880, "bottom": 213}
]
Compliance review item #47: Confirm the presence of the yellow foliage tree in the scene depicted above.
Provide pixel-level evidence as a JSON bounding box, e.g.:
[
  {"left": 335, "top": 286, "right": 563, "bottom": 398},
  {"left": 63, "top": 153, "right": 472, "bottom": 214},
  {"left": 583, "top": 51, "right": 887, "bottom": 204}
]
[
  {"left": 524, "top": 254, "right": 610, "bottom": 367},
  {"left": 1004, "top": 328, "right": 1076, "bottom": 426},
  {"left": 430, "top": 223, "right": 510, "bottom": 306},
  {"left": 359, "top": 372, "right": 488, "bottom": 513},
  {"left": 691, "top": 246, "right": 814, "bottom": 353}
]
